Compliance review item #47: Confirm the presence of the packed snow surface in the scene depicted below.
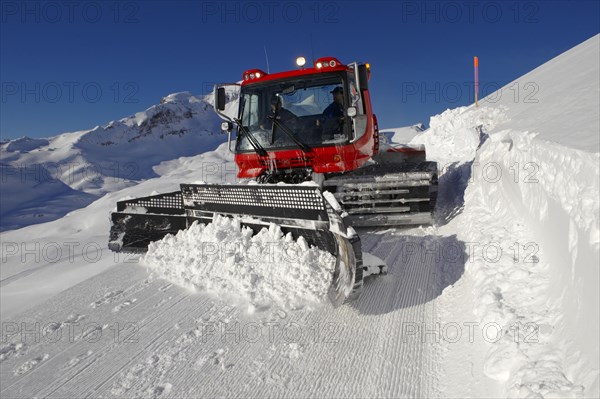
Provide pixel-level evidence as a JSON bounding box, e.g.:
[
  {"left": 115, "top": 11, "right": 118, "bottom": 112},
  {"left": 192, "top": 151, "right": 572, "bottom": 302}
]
[{"left": 142, "top": 216, "right": 336, "bottom": 310}]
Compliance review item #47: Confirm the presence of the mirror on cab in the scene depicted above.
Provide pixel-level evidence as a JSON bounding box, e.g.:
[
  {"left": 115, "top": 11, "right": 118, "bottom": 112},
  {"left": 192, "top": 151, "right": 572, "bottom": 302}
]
[
  {"left": 346, "top": 106, "right": 357, "bottom": 118},
  {"left": 358, "top": 64, "right": 369, "bottom": 90},
  {"left": 216, "top": 87, "right": 226, "bottom": 111}
]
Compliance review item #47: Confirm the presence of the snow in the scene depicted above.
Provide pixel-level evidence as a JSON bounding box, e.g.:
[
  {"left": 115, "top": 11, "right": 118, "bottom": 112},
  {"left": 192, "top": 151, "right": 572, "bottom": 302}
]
[
  {"left": 422, "top": 34, "right": 599, "bottom": 398},
  {"left": 142, "top": 216, "right": 336, "bottom": 311},
  {"left": 0, "top": 92, "right": 226, "bottom": 231},
  {"left": 2, "top": 137, "right": 49, "bottom": 152},
  {"left": 0, "top": 163, "right": 97, "bottom": 230},
  {"left": 0, "top": 142, "right": 237, "bottom": 319},
  {"left": 481, "top": 35, "right": 600, "bottom": 153},
  {"left": 322, "top": 190, "right": 343, "bottom": 212},
  {"left": 461, "top": 120, "right": 599, "bottom": 397},
  {"left": 409, "top": 106, "right": 508, "bottom": 165},
  {"left": 0, "top": 34, "right": 598, "bottom": 399},
  {"left": 1, "top": 229, "right": 448, "bottom": 398},
  {"left": 379, "top": 124, "right": 424, "bottom": 145},
  {"left": 362, "top": 252, "right": 387, "bottom": 276}
]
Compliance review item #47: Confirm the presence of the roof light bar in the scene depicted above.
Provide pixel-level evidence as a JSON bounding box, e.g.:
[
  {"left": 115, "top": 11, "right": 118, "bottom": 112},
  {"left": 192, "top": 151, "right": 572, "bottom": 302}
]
[
  {"left": 314, "top": 57, "right": 343, "bottom": 70},
  {"left": 242, "top": 69, "right": 268, "bottom": 81}
]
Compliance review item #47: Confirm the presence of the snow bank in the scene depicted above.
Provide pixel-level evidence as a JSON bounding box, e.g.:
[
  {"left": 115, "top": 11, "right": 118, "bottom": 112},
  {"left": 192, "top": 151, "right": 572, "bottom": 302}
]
[
  {"left": 464, "top": 36, "right": 600, "bottom": 398},
  {"left": 142, "top": 216, "right": 336, "bottom": 311},
  {"left": 420, "top": 41, "right": 598, "bottom": 399},
  {"left": 420, "top": 107, "right": 599, "bottom": 396},
  {"left": 410, "top": 105, "right": 507, "bottom": 165},
  {"left": 417, "top": 34, "right": 599, "bottom": 398},
  {"left": 464, "top": 128, "right": 599, "bottom": 398}
]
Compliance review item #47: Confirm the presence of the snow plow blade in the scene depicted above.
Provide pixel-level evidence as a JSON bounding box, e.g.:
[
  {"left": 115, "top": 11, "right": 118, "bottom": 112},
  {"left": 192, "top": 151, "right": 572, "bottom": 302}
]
[
  {"left": 108, "top": 191, "right": 187, "bottom": 252},
  {"left": 109, "top": 185, "right": 363, "bottom": 306}
]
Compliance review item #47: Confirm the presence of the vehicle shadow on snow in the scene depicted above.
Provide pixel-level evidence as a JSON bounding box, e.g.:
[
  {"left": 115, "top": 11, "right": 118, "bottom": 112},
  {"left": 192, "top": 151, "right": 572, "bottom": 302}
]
[{"left": 350, "top": 232, "right": 467, "bottom": 315}]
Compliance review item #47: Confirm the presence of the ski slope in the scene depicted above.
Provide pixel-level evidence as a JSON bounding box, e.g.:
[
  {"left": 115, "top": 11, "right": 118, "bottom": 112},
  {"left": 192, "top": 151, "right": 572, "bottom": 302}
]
[
  {"left": 1, "top": 35, "right": 599, "bottom": 398},
  {"left": 0, "top": 229, "right": 458, "bottom": 398}
]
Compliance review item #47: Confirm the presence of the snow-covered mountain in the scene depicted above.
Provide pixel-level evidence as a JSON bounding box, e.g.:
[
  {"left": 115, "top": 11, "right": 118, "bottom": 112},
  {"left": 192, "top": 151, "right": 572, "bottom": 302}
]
[{"left": 0, "top": 92, "right": 228, "bottom": 231}]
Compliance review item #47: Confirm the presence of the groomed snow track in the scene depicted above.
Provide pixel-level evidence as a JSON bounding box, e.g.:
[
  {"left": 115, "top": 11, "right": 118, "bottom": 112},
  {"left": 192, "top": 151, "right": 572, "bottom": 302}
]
[{"left": 0, "top": 230, "right": 463, "bottom": 398}]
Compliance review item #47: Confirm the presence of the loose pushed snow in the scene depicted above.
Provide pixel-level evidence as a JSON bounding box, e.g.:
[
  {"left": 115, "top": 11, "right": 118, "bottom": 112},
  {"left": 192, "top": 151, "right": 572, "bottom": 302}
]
[{"left": 142, "top": 216, "right": 336, "bottom": 310}]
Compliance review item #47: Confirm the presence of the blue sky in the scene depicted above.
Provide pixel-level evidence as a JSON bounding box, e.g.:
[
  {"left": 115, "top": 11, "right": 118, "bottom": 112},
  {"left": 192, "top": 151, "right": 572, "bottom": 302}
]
[{"left": 1, "top": 0, "right": 599, "bottom": 139}]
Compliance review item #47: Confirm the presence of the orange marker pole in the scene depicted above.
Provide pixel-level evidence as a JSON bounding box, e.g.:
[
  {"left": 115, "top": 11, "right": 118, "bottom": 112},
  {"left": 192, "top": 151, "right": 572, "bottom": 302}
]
[{"left": 474, "top": 56, "right": 479, "bottom": 107}]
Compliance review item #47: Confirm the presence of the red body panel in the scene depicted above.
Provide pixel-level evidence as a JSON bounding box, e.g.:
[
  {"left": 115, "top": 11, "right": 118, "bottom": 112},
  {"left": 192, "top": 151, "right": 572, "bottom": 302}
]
[{"left": 236, "top": 58, "right": 377, "bottom": 179}]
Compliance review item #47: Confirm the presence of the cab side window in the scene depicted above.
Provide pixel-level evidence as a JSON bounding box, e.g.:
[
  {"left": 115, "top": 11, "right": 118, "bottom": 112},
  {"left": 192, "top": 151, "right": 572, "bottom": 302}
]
[
  {"left": 348, "top": 73, "right": 364, "bottom": 114},
  {"left": 347, "top": 71, "right": 367, "bottom": 141}
]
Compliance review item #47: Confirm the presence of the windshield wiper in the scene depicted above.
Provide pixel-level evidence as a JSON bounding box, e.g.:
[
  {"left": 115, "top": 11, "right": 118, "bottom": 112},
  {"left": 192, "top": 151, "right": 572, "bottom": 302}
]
[
  {"left": 232, "top": 118, "right": 268, "bottom": 157},
  {"left": 268, "top": 116, "right": 312, "bottom": 153}
]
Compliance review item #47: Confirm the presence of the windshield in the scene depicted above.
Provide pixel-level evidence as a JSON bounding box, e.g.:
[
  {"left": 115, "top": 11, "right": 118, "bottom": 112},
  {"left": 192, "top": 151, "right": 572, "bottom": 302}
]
[{"left": 236, "top": 74, "right": 348, "bottom": 152}]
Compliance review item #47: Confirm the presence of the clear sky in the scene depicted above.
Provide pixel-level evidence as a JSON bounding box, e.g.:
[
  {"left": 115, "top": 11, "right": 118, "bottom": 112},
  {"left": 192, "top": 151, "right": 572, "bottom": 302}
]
[{"left": 1, "top": 0, "right": 599, "bottom": 139}]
